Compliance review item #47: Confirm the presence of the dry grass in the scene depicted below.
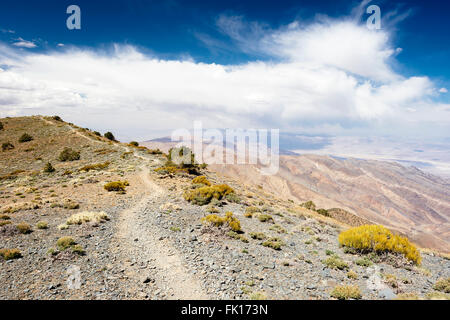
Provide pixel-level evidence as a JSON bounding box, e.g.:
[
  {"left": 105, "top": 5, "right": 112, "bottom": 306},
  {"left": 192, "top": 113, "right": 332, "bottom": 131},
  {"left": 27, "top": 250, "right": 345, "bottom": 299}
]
[
  {"left": 66, "top": 211, "right": 110, "bottom": 225},
  {"left": 330, "top": 285, "right": 362, "bottom": 300}
]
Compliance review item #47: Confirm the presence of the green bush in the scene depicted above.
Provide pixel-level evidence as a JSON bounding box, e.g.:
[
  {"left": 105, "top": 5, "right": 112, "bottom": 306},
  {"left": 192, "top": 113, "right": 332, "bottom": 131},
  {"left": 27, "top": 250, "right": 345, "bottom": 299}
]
[
  {"left": 1, "top": 142, "right": 14, "bottom": 151},
  {"left": 244, "top": 206, "right": 260, "bottom": 218},
  {"left": 323, "top": 255, "right": 349, "bottom": 270},
  {"left": 316, "top": 209, "right": 330, "bottom": 217},
  {"left": 57, "top": 236, "right": 76, "bottom": 250},
  {"left": 129, "top": 141, "right": 139, "bottom": 147},
  {"left": 300, "top": 201, "right": 316, "bottom": 211},
  {"left": 58, "top": 147, "right": 80, "bottom": 162},
  {"left": 258, "top": 214, "right": 274, "bottom": 223},
  {"left": 93, "top": 131, "right": 101, "bottom": 136},
  {"left": 18, "top": 133, "right": 33, "bottom": 143},
  {"left": 0, "top": 122, "right": 3, "bottom": 130},
  {"left": 356, "top": 257, "right": 373, "bottom": 267},
  {"left": 262, "top": 238, "right": 283, "bottom": 250},
  {"left": 104, "top": 132, "right": 116, "bottom": 141},
  {"left": 52, "top": 116, "right": 63, "bottom": 121},
  {"left": 36, "top": 221, "right": 48, "bottom": 229},
  {"left": 250, "top": 232, "right": 266, "bottom": 240}
]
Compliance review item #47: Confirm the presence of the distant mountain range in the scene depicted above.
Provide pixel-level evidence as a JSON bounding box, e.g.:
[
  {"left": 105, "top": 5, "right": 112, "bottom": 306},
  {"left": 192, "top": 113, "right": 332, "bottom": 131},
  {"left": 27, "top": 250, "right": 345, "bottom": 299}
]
[{"left": 142, "top": 138, "right": 450, "bottom": 253}]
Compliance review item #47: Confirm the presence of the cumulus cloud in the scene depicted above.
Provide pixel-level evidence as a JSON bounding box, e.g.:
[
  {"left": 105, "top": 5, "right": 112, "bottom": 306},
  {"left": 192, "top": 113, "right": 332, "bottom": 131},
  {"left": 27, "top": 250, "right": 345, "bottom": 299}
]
[
  {"left": 440, "top": 88, "right": 448, "bottom": 93},
  {"left": 0, "top": 15, "right": 448, "bottom": 141}
]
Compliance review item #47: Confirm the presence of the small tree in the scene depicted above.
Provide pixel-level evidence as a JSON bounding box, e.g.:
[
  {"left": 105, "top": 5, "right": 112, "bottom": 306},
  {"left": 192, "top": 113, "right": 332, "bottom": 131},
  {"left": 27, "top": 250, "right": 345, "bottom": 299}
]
[
  {"left": 104, "top": 132, "right": 116, "bottom": 141},
  {"left": 19, "top": 133, "right": 33, "bottom": 143}
]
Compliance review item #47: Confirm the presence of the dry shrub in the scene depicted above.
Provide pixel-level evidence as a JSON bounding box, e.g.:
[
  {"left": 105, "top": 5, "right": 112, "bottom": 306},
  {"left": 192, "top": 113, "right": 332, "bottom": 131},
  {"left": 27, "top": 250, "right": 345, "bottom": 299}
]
[
  {"left": 331, "top": 285, "right": 362, "bottom": 300},
  {"left": 433, "top": 278, "right": 450, "bottom": 293},
  {"left": 16, "top": 222, "right": 32, "bottom": 234},
  {"left": 0, "top": 248, "right": 22, "bottom": 260},
  {"left": 184, "top": 184, "right": 234, "bottom": 206},
  {"left": 66, "top": 211, "right": 110, "bottom": 225},
  {"left": 79, "top": 161, "right": 110, "bottom": 172},
  {"left": 104, "top": 181, "right": 129, "bottom": 192},
  {"left": 338, "top": 225, "right": 421, "bottom": 265},
  {"left": 201, "top": 212, "right": 241, "bottom": 232},
  {"left": 58, "top": 147, "right": 80, "bottom": 162},
  {"left": 192, "top": 176, "right": 211, "bottom": 186}
]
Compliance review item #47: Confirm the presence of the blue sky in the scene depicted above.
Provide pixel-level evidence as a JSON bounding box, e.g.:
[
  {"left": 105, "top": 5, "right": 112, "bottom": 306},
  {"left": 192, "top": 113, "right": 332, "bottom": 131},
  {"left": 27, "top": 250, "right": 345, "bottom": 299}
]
[
  {"left": 1, "top": 0, "right": 450, "bottom": 80},
  {"left": 0, "top": 0, "right": 449, "bottom": 174}
]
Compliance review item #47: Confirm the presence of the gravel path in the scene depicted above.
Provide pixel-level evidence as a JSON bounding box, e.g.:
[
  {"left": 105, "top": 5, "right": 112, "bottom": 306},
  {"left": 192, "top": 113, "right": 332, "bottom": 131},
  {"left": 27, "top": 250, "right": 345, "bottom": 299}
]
[{"left": 114, "top": 167, "right": 209, "bottom": 299}]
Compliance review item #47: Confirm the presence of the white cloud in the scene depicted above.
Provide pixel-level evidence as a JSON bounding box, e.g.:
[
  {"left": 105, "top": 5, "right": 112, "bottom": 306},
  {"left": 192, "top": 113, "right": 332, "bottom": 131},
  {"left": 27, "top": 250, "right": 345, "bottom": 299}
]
[
  {"left": 0, "top": 18, "right": 448, "bottom": 142},
  {"left": 1, "top": 29, "right": 15, "bottom": 34},
  {"left": 259, "top": 20, "right": 398, "bottom": 82},
  {"left": 439, "top": 88, "right": 448, "bottom": 93},
  {"left": 12, "top": 38, "right": 37, "bottom": 48}
]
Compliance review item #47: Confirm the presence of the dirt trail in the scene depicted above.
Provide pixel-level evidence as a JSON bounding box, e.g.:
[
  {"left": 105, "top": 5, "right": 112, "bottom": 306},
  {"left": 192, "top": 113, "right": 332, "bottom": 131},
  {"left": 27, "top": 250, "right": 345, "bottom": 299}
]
[
  {"left": 41, "top": 116, "right": 206, "bottom": 298},
  {"left": 114, "top": 167, "right": 208, "bottom": 299}
]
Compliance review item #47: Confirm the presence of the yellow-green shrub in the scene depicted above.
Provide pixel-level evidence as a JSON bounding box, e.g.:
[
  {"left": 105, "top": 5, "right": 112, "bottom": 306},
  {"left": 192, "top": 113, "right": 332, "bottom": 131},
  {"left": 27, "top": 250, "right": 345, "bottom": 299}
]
[
  {"left": 250, "top": 232, "right": 266, "bottom": 240},
  {"left": 192, "top": 176, "right": 211, "bottom": 186},
  {"left": 0, "top": 248, "right": 22, "bottom": 260},
  {"left": 104, "top": 181, "right": 129, "bottom": 192},
  {"left": 262, "top": 237, "right": 283, "bottom": 250},
  {"left": 56, "top": 236, "right": 76, "bottom": 250},
  {"left": 154, "top": 166, "right": 187, "bottom": 175},
  {"left": 258, "top": 214, "right": 274, "bottom": 223},
  {"left": 323, "top": 255, "right": 349, "bottom": 270},
  {"left": 244, "top": 206, "right": 260, "bottom": 218},
  {"left": 433, "top": 278, "right": 450, "bottom": 293},
  {"left": 54, "top": 237, "right": 85, "bottom": 255},
  {"left": 16, "top": 222, "right": 32, "bottom": 234},
  {"left": 331, "top": 285, "right": 362, "bottom": 300},
  {"left": 338, "top": 225, "right": 421, "bottom": 265},
  {"left": 201, "top": 211, "right": 241, "bottom": 232},
  {"left": 36, "top": 221, "right": 48, "bottom": 229},
  {"left": 184, "top": 184, "right": 234, "bottom": 205},
  {"left": 79, "top": 161, "right": 110, "bottom": 172}
]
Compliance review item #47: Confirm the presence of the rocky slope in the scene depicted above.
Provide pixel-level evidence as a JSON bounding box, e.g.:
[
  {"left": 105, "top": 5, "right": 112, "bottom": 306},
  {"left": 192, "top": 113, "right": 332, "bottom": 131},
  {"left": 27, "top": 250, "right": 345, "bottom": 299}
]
[
  {"left": 0, "top": 116, "right": 449, "bottom": 300},
  {"left": 206, "top": 155, "right": 450, "bottom": 253}
]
